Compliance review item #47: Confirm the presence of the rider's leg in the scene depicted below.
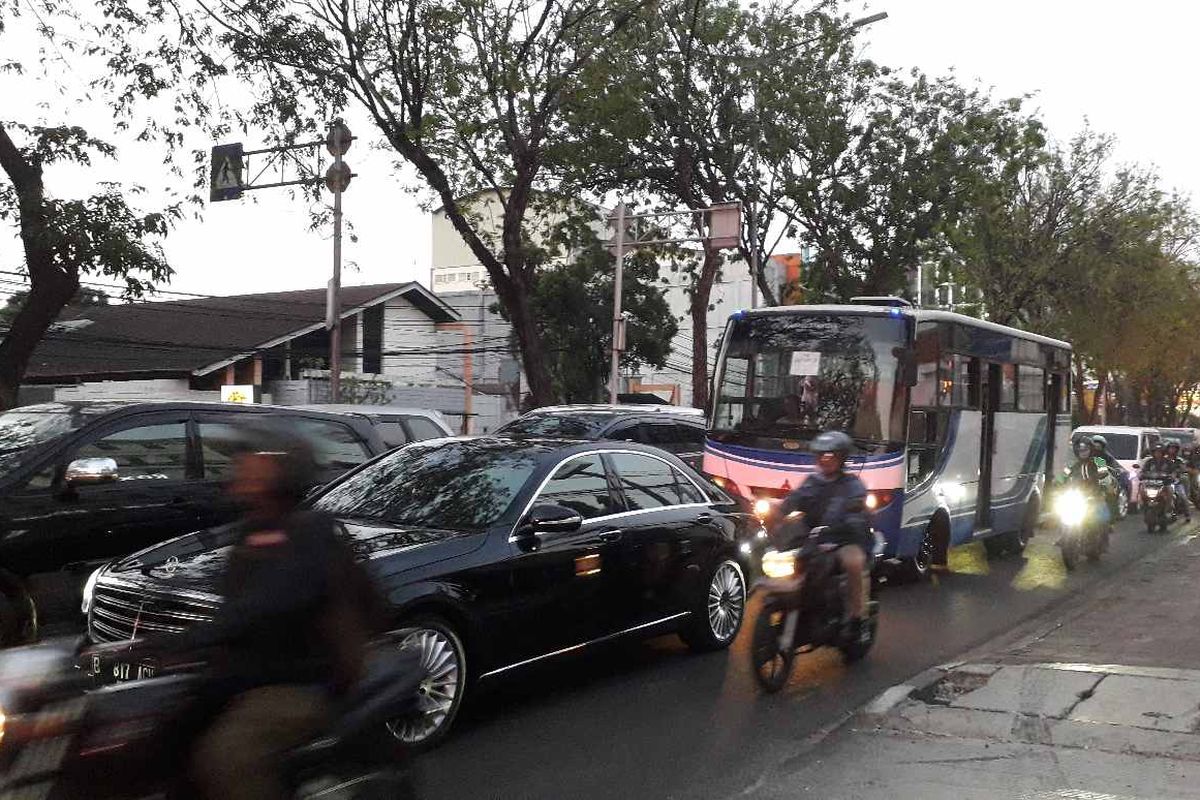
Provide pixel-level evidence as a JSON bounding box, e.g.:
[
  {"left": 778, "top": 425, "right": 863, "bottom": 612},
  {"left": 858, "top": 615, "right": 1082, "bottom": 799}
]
[{"left": 836, "top": 546, "right": 868, "bottom": 620}]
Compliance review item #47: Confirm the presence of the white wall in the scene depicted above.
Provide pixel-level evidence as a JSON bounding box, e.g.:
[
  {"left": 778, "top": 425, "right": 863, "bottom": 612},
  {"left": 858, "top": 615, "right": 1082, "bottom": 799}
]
[{"left": 380, "top": 297, "right": 442, "bottom": 384}]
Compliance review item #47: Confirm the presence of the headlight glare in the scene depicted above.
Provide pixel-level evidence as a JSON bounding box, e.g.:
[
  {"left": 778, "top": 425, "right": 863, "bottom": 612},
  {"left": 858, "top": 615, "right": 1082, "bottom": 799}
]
[
  {"left": 1055, "top": 489, "right": 1088, "bottom": 528},
  {"left": 761, "top": 548, "right": 799, "bottom": 579}
]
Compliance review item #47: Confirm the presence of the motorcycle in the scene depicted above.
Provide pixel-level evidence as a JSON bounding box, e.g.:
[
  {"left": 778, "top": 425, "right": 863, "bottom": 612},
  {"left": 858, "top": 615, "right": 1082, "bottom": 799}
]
[
  {"left": 749, "top": 523, "right": 880, "bottom": 693},
  {"left": 1140, "top": 476, "right": 1177, "bottom": 533},
  {"left": 1053, "top": 484, "right": 1109, "bottom": 571},
  {"left": 0, "top": 636, "right": 423, "bottom": 799}
]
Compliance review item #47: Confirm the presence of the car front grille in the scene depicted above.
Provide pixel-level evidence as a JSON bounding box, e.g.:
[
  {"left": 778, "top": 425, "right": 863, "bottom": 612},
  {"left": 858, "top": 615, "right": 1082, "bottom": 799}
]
[{"left": 88, "top": 580, "right": 220, "bottom": 643}]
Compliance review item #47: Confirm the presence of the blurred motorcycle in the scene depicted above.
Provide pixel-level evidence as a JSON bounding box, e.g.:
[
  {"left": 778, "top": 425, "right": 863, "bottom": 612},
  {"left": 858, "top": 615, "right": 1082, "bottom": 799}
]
[
  {"left": 0, "top": 636, "right": 423, "bottom": 799},
  {"left": 1054, "top": 484, "right": 1109, "bottom": 571},
  {"left": 1140, "top": 477, "right": 1176, "bottom": 534}
]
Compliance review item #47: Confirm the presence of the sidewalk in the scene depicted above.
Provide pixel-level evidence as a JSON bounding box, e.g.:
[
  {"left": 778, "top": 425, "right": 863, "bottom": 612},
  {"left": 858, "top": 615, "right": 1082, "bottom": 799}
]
[{"left": 745, "top": 530, "right": 1200, "bottom": 799}]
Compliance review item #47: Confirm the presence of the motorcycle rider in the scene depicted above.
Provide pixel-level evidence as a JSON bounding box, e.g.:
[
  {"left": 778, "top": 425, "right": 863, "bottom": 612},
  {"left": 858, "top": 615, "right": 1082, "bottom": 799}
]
[
  {"left": 1165, "top": 442, "right": 1192, "bottom": 522},
  {"left": 765, "top": 431, "right": 872, "bottom": 642},
  {"left": 159, "top": 425, "right": 383, "bottom": 800},
  {"left": 1089, "top": 434, "right": 1129, "bottom": 516},
  {"left": 1141, "top": 443, "right": 1176, "bottom": 515}
]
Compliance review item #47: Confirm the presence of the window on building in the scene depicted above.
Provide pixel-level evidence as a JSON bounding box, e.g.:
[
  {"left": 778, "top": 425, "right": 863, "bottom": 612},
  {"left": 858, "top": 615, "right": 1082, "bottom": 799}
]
[{"left": 361, "top": 305, "right": 383, "bottom": 374}]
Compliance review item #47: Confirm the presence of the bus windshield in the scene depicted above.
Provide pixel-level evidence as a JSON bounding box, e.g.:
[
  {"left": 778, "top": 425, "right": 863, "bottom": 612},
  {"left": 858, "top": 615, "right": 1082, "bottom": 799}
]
[{"left": 711, "top": 313, "right": 908, "bottom": 451}]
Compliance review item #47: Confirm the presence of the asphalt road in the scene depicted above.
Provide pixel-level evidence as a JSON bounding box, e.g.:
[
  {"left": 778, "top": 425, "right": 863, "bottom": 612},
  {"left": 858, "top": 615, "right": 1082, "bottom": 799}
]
[{"left": 411, "top": 515, "right": 1185, "bottom": 800}]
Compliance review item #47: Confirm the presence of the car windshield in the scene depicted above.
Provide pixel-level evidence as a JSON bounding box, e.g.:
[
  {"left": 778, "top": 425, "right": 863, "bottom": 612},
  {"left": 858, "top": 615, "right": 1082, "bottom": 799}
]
[
  {"left": 313, "top": 439, "right": 541, "bottom": 531},
  {"left": 1077, "top": 432, "right": 1138, "bottom": 461},
  {"left": 712, "top": 313, "right": 909, "bottom": 450},
  {"left": 0, "top": 404, "right": 87, "bottom": 475},
  {"left": 497, "top": 413, "right": 610, "bottom": 439}
]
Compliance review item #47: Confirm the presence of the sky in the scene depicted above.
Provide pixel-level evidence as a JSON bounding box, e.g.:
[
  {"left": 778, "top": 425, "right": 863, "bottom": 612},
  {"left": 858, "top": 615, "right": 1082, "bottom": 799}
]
[{"left": 3, "top": 0, "right": 1198, "bottom": 300}]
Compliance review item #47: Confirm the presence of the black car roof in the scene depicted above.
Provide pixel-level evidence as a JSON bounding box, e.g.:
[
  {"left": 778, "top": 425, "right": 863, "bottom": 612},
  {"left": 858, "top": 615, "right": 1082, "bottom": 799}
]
[
  {"left": 10, "top": 400, "right": 376, "bottom": 423},
  {"left": 459, "top": 435, "right": 688, "bottom": 460}
]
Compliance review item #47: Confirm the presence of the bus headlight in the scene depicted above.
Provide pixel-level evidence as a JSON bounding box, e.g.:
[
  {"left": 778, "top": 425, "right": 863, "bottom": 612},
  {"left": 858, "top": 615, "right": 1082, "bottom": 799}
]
[
  {"left": 761, "top": 548, "right": 799, "bottom": 579},
  {"left": 1055, "top": 489, "right": 1088, "bottom": 528}
]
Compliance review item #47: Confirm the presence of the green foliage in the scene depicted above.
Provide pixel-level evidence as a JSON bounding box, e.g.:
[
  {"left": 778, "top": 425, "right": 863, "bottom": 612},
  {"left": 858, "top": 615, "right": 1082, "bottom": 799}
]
[{"left": 495, "top": 215, "right": 679, "bottom": 403}]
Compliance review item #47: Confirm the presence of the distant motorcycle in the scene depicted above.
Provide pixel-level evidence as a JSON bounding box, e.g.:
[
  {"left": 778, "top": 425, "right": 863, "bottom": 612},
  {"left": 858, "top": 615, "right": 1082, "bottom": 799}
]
[
  {"left": 1140, "top": 477, "right": 1176, "bottom": 533},
  {"left": 0, "top": 637, "right": 422, "bottom": 799},
  {"left": 750, "top": 523, "right": 880, "bottom": 693},
  {"left": 1053, "top": 484, "right": 1109, "bottom": 571}
]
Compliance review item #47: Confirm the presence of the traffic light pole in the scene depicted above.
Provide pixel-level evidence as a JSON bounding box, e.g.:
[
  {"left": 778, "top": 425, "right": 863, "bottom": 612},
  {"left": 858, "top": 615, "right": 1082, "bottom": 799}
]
[{"left": 329, "top": 145, "right": 344, "bottom": 403}]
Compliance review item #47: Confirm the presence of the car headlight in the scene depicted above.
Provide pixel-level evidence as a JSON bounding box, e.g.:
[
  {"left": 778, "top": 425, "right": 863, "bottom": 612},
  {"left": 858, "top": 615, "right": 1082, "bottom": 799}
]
[
  {"left": 761, "top": 548, "right": 799, "bottom": 579},
  {"left": 81, "top": 566, "right": 105, "bottom": 616},
  {"left": 1055, "top": 489, "right": 1088, "bottom": 528}
]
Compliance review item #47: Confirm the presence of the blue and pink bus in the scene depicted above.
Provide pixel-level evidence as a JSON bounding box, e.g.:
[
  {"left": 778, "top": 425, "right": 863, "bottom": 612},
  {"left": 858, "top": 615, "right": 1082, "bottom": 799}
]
[{"left": 704, "top": 298, "right": 1073, "bottom": 576}]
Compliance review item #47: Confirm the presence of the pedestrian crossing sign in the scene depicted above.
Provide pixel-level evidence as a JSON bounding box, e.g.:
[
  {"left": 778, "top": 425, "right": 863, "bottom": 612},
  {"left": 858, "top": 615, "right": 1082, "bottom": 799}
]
[{"left": 210, "top": 143, "right": 244, "bottom": 202}]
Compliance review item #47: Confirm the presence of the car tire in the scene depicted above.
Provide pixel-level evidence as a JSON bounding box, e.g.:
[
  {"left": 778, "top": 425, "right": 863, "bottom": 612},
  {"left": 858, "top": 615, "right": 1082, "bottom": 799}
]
[
  {"left": 681, "top": 558, "right": 747, "bottom": 652},
  {"left": 386, "top": 615, "right": 468, "bottom": 751}
]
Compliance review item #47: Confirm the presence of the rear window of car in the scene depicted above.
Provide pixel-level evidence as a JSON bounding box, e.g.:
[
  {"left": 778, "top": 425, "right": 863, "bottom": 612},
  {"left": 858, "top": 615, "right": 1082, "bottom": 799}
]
[
  {"left": 498, "top": 413, "right": 610, "bottom": 438},
  {"left": 405, "top": 416, "right": 448, "bottom": 441}
]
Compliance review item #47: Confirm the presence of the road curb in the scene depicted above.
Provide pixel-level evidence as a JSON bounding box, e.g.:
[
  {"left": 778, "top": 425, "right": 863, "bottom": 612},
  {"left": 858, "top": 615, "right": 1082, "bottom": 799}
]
[{"left": 845, "top": 519, "right": 1200, "bottom": 732}]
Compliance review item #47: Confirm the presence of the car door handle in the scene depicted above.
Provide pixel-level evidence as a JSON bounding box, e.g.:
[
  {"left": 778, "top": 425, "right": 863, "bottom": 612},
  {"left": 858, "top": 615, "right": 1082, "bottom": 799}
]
[
  {"left": 694, "top": 513, "right": 714, "bottom": 525},
  {"left": 598, "top": 529, "right": 623, "bottom": 543}
]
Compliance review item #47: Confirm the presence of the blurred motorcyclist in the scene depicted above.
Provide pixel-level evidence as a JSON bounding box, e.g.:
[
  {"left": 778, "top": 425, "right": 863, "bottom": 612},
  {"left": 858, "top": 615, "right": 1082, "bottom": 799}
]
[
  {"left": 1061, "top": 436, "right": 1113, "bottom": 494},
  {"left": 163, "top": 424, "right": 383, "bottom": 800},
  {"left": 764, "top": 431, "right": 872, "bottom": 643},
  {"left": 1165, "top": 442, "right": 1191, "bottom": 522}
]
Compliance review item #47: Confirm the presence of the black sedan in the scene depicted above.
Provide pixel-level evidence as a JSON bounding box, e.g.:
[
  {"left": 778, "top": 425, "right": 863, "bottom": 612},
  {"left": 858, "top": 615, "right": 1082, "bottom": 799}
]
[{"left": 83, "top": 437, "right": 758, "bottom": 746}]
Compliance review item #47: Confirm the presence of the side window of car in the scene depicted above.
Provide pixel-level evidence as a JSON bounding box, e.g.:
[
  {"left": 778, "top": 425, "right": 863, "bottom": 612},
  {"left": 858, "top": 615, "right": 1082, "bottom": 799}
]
[
  {"left": 674, "top": 422, "right": 706, "bottom": 449},
  {"left": 72, "top": 422, "right": 189, "bottom": 482},
  {"left": 643, "top": 422, "right": 679, "bottom": 449},
  {"left": 294, "top": 419, "right": 371, "bottom": 473},
  {"left": 375, "top": 420, "right": 410, "bottom": 448},
  {"left": 608, "top": 452, "right": 704, "bottom": 510},
  {"left": 606, "top": 420, "right": 641, "bottom": 443},
  {"left": 197, "top": 421, "right": 242, "bottom": 480},
  {"left": 537, "top": 454, "right": 617, "bottom": 519},
  {"left": 405, "top": 416, "right": 448, "bottom": 441}
]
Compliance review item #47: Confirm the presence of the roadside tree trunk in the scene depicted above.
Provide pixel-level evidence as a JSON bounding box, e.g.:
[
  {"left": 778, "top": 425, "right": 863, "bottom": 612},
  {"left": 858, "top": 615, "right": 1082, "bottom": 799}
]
[{"left": 689, "top": 250, "right": 721, "bottom": 411}]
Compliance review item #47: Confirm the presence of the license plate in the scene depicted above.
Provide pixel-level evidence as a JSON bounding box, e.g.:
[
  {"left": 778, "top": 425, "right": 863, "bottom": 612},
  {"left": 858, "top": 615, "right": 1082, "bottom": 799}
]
[{"left": 87, "top": 653, "right": 158, "bottom": 682}]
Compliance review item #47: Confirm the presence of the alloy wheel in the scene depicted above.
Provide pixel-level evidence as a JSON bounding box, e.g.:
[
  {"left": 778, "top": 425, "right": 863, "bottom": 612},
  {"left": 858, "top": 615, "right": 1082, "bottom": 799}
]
[
  {"left": 388, "top": 626, "right": 463, "bottom": 745},
  {"left": 706, "top": 562, "right": 746, "bottom": 643}
]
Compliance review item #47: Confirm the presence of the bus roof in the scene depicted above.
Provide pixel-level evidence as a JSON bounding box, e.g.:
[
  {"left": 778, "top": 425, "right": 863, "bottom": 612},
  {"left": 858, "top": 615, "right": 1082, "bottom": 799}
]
[{"left": 738, "top": 304, "right": 1072, "bottom": 352}]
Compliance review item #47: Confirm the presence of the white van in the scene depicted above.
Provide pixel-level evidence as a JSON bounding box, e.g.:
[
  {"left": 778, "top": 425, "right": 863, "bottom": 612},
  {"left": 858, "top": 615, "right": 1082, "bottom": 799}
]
[{"left": 1073, "top": 425, "right": 1162, "bottom": 512}]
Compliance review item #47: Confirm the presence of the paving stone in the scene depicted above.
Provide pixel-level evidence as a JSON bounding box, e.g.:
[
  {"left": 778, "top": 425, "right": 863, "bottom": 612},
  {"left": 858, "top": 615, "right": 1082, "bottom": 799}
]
[
  {"left": 949, "top": 665, "right": 1103, "bottom": 718},
  {"left": 1070, "top": 673, "right": 1200, "bottom": 733}
]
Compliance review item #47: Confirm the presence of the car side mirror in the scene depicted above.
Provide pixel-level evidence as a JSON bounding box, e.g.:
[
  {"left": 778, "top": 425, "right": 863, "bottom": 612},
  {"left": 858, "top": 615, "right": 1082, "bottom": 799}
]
[
  {"left": 527, "top": 504, "right": 583, "bottom": 534},
  {"left": 64, "top": 457, "right": 119, "bottom": 487}
]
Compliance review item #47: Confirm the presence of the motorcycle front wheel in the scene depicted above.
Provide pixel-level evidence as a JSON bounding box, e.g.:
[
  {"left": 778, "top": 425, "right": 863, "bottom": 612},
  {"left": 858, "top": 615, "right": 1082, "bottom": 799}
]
[
  {"left": 751, "top": 607, "right": 794, "bottom": 693},
  {"left": 1059, "top": 538, "right": 1079, "bottom": 571}
]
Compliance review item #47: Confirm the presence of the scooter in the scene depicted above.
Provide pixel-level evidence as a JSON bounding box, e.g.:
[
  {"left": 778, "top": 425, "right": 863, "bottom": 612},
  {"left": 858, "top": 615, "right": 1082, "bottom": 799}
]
[
  {"left": 1053, "top": 484, "right": 1109, "bottom": 571},
  {"left": 749, "top": 522, "right": 880, "bottom": 693},
  {"left": 0, "top": 636, "right": 423, "bottom": 799}
]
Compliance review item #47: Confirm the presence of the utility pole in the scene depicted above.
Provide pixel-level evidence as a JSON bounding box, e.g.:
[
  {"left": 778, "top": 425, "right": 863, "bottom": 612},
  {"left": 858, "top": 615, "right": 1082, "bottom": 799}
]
[
  {"left": 325, "top": 120, "right": 353, "bottom": 403},
  {"left": 609, "top": 201, "right": 627, "bottom": 404}
]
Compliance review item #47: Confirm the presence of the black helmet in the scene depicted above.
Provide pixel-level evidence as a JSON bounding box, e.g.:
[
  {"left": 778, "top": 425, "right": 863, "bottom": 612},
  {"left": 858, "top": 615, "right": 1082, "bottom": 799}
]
[
  {"left": 1152, "top": 442, "right": 1166, "bottom": 454},
  {"left": 1167, "top": 441, "right": 1180, "bottom": 453},
  {"left": 1090, "top": 434, "right": 1108, "bottom": 452},
  {"left": 811, "top": 430, "right": 853, "bottom": 457}
]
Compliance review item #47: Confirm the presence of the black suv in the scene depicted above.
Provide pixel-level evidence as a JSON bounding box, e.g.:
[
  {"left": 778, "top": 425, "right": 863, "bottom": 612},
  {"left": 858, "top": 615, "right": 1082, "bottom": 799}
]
[
  {"left": 85, "top": 437, "right": 756, "bottom": 747},
  {"left": 497, "top": 404, "right": 707, "bottom": 468},
  {"left": 0, "top": 401, "right": 386, "bottom": 644}
]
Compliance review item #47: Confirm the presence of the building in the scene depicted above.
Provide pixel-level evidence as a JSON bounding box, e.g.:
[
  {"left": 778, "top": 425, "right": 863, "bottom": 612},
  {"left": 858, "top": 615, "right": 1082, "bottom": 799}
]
[{"left": 20, "top": 282, "right": 511, "bottom": 432}]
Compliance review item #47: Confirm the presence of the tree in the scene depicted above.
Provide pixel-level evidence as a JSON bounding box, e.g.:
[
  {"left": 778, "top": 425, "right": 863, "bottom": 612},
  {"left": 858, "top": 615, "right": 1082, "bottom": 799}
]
[
  {"left": 563, "top": 0, "right": 866, "bottom": 408},
  {"left": 0, "top": 1, "right": 228, "bottom": 408},
  {"left": 497, "top": 216, "right": 678, "bottom": 403},
  {"left": 196, "top": 0, "right": 652, "bottom": 407}
]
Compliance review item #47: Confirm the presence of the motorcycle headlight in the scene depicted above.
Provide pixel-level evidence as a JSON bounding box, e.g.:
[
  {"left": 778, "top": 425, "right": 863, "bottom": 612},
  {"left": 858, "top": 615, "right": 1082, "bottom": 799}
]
[
  {"left": 761, "top": 548, "right": 799, "bottom": 579},
  {"left": 81, "top": 566, "right": 105, "bottom": 616},
  {"left": 1055, "top": 489, "right": 1088, "bottom": 528},
  {"left": 753, "top": 498, "right": 772, "bottom": 519},
  {"left": 1145, "top": 486, "right": 1160, "bottom": 499}
]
